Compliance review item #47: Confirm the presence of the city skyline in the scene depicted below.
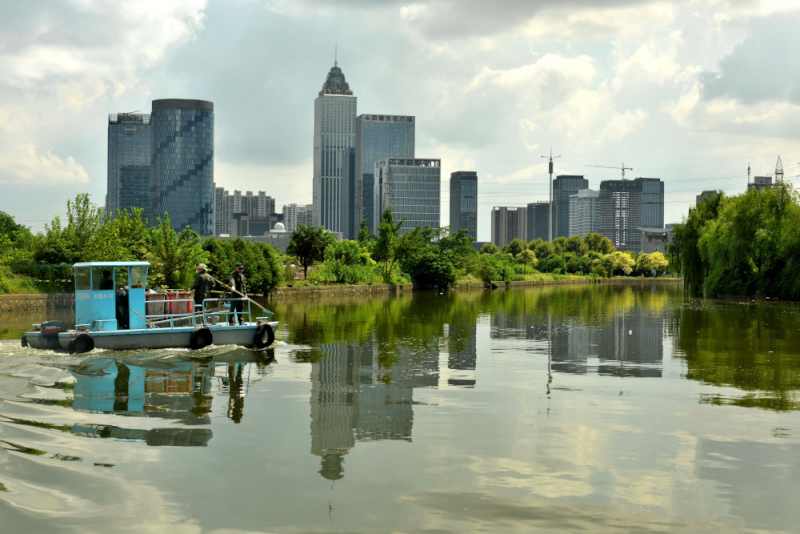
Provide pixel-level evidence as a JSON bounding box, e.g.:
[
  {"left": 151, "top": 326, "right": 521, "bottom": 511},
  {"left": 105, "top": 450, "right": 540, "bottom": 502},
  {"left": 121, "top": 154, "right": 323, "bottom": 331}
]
[{"left": 2, "top": 1, "right": 798, "bottom": 242}]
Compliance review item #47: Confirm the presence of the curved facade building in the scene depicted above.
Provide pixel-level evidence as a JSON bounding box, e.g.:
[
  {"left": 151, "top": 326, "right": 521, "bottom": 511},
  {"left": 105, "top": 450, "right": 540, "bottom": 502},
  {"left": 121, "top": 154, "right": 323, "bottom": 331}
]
[{"left": 149, "top": 99, "right": 214, "bottom": 234}]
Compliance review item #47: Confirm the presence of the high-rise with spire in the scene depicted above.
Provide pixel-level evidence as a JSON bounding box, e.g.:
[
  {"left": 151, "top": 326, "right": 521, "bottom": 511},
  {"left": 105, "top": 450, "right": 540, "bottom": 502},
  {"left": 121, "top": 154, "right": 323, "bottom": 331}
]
[{"left": 313, "top": 56, "right": 356, "bottom": 231}]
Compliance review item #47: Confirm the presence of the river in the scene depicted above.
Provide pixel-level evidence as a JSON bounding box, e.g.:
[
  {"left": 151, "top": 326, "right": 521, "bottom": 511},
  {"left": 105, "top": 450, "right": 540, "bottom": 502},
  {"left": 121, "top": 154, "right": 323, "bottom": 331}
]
[{"left": 1, "top": 283, "right": 799, "bottom": 533}]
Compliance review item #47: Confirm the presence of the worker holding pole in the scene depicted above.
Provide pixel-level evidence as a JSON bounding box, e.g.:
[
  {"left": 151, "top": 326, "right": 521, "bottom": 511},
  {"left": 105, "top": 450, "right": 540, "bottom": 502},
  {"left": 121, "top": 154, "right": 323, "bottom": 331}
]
[{"left": 228, "top": 263, "right": 247, "bottom": 325}]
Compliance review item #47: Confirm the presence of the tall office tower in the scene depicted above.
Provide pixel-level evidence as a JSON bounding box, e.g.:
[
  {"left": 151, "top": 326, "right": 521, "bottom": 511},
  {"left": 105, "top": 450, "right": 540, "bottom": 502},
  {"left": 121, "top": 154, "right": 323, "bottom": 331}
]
[
  {"left": 374, "top": 158, "right": 440, "bottom": 235},
  {"left": 149, "top": 99, "right": 214, "bottom": 234},
  {"left": 297, "top": 204, "right": 314, "bottom": 227},
  {"left": 347, "top": 114, "right": 416, "bottom": 239},
  {"left": 569, "top": 189, "right": 600, "bottom": 237},
  {"left": 598, "top": 177, "right": 664, "bottom": 252},
  {"left": 491, "top": 206, "right": 527, "bottom": 248},
  {"left": 340, "top": 147, "right": 356, "bottom": 239},
  {"left": 313, "top": 61, "right": 356, "bottom": 232},
  {"left": 552, "top": 175, "right": 589, "bottom": 238},
  {"left": 107, "top": 112, "right": 151, "bottom": 217},
  {"left": 214, "top": 187, "right": 229, "bottom": 236},
  {"left": 449, "top": 171, "right": 478, "bottom": 240},
  {"left": 526, "top": 202, "right": 550, "bottom": 242},
  {"left": 282, "top": 204, "right": 298, "bottom": 232}
]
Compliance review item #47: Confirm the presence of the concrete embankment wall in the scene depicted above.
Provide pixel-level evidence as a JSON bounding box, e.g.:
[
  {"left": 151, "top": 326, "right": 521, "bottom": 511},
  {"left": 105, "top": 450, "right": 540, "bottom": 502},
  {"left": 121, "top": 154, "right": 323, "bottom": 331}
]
[
  {"left": 0, "top": 293, "right": 75, "bottom": 312},
  {"left": 0, "top": 277, "right": 683, "bottom": 310}
]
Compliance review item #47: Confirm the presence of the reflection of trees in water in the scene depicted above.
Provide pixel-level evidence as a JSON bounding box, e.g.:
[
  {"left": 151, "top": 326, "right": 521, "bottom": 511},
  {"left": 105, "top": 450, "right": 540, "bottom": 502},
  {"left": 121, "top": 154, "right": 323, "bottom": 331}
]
[
  {"left": 491, "top": 285, "right": 668, "bottom": 377},
  {"left": 670, "top": 301, "right": 800, "bottom": 411}
]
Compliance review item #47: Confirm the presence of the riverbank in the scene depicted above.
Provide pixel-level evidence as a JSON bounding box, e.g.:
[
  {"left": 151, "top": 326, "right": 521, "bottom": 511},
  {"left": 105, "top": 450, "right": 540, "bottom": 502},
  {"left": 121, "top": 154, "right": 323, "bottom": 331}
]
[{"left": 0, "top": 277, "right": 683, "bottom": 311}]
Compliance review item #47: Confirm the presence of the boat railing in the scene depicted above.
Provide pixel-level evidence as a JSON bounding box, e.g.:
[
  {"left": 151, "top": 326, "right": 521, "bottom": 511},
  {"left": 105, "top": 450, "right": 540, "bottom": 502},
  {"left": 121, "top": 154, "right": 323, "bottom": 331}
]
[
  {"left": 143, "top": 297, "right": 252, "bottom": 328},
  {"left": 201, "top": 298, "right": 252, "bottom": 326}
]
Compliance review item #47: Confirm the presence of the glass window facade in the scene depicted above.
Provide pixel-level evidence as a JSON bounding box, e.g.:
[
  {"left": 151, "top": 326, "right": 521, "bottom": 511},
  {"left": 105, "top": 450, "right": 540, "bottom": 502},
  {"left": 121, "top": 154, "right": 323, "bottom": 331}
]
[
  {"left": 349, "top": 115, "right": 415, "bottom": 239},
  {"left": 107, "top": 113, "right": 151, "bottom": 217},
  {"left": 149, "top": 99, "right": 214, "bottom": 235},
  {"left": 598, "top": 178, "right": 664, "bottom": 252},
  {"left": 313, "top": 67, "right": 356, "bottom": 233},
  {"left": 375, "top": 158, "right": 440, "bottom": 235},
  {"left": 449, "top": 171, "right": 477, "bottom": 240},
  {"left": 552, "top": 175, "right": 589, "bottom": 239}
]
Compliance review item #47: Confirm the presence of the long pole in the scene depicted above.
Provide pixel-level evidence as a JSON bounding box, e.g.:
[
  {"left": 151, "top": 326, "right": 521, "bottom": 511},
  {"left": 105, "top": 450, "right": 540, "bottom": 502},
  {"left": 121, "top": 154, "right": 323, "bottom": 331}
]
[
  {"left": 210, "top": 276, "right": 270, "bottom": 314},
  {"left": 541, "top": 148, "right": 561, "bottom": 242}
]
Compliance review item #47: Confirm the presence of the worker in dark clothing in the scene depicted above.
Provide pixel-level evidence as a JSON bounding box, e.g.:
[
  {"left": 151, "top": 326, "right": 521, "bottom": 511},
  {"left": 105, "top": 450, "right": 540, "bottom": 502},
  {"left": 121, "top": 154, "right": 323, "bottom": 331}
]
[
  {"left": 99, "top": 270, "right": 114, "bottom": 290},
  {"left": 191, "top": 263, "right": 215, "bottom": 312},
  {"left": 228, "top": 262, "right": 247, "bottom": 325}
]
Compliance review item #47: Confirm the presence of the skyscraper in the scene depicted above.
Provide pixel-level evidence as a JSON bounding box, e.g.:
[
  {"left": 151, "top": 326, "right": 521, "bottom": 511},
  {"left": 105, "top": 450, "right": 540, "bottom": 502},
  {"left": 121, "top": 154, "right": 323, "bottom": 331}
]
[
  {"left": 526, "top": 202, "right": 549, "bottom": 242},
  {"left": 598, "top": 177, "right": 664, "bottom": 252},
  {"left": 149, "top": 99, "right": 214, "bottom": 234},
  {"left": 375, "top": 158, "right": 440, "bottom": 235},
  {"left": 569, "top": 189, "right": 599, "bottom": 237},
  {"left": 449, "top": 171, "right": 478, "bottom": 240},
  {"left": 341, "top": 147, "right": 356, "bottom": 239},
  {"left": 313, "top": 61, "right": 356, "bottom": 232},
  {"left": 107, "top": 113, "right": 151, "bottom": 217},
  {"left": 347, "top": 114, "right": 416, "bottom": 239},
  {"left": 552, "top": 175, "right": 588, "bottom": 238},
  {"left": 491, "top": 206, "right": 527, "bottom": 248}
]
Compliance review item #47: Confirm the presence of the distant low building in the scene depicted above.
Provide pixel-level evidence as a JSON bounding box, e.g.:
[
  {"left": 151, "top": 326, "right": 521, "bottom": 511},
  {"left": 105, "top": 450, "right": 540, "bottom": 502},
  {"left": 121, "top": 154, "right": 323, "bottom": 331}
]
[
  {"left": 639, "top": 227, "right": 673, "bottom": 254},
  {"left": 749, "top": 176, "right": 773, "bottom": 191}
]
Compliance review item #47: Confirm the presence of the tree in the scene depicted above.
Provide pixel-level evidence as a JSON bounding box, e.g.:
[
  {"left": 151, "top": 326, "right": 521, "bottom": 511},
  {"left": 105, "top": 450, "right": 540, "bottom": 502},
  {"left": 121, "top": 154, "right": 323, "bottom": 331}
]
[
  {"left": 372, "top": 208, "right": 404, "bottom": 275},
  {"left": 502, "top": 238, "right": 527, "bottom": 258},
  {"left": 324, "top": 240, "right": 372, "bottom": 266},
  {"left": 672, "top": 191, "right": 724, "bottom": 296},
  {"left": 605, "top": 251, "right": 635, "bottom": 276},
  {"left": 516, "top": 249, "right": 538, "bottom": 274},
  {"left": 287, "top": 224, "right": 335, "bottom": 279},
  {"left": 533, "top": 241, "right": 556, "bottom": 262},
  {"left": 584, "top": 233, "right": 616, "bottom": 254},
  {"left": 148, "top": 215, "right": 209, "bottom": 288},
  {"left": 357, "top": 219, "right": 375, "bottom": 247},
  {"left": 563, "top": 235, "right": 588, "bottom": 256},
  {"left": 636, "top": 252, "right": 669, "bottom": 276},
  {"left": 480, "top": 243, "right": 499, "bottom": 254}
]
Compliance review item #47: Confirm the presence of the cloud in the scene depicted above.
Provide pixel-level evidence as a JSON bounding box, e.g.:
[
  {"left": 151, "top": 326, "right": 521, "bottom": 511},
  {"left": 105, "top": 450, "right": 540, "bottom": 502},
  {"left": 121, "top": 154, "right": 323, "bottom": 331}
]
[
  {"left": 0, "top": 144, "right": 89, "bottom": 185},
  {"left": 0, "top": 0, "right": 209, "bottom": 195},
  {"left": 700, "top": 10, "right": 800, "bottom": 104}
]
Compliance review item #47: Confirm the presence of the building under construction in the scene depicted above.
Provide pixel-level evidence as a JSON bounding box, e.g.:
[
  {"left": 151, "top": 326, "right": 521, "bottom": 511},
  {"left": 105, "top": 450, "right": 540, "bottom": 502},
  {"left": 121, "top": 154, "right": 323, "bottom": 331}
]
[{"left": 598, "top": 178, "right": 664, "bottom": 252}]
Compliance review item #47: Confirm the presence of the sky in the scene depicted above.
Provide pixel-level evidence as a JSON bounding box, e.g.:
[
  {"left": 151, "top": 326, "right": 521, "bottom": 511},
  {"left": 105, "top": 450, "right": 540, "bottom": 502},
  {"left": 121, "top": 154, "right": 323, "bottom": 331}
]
[{"left": 1, "top": 0, "right": 799, "bottom": 241}]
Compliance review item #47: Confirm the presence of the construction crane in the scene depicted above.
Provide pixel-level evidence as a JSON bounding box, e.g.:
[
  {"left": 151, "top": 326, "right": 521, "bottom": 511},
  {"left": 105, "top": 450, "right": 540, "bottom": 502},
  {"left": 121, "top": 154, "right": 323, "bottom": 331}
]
[{"left": 587, "top": 163, "right": 633, "bottom": 187}]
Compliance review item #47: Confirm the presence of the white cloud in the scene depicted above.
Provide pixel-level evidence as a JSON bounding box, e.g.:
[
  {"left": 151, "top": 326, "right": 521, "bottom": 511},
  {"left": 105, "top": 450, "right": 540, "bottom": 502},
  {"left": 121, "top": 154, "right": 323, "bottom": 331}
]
[
  {"left": 601, "top": 109, "right": 648, "bottom": 140},
  {"left": 0, "top": 144, "right": 89, "bottom": 185}
]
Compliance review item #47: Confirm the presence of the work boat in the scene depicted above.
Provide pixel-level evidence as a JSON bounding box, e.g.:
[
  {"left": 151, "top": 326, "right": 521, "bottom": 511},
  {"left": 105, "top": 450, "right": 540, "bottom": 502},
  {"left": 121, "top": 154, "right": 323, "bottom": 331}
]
[{"left": 21, "top": 261, "right": 278, "bottom": 354}]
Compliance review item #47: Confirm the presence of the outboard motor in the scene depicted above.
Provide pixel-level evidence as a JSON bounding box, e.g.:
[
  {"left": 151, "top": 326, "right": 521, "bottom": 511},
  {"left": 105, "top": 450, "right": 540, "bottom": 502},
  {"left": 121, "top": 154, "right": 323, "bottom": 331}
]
[{"left": 41, "top": 320, "right": 66, "bottom": 351}]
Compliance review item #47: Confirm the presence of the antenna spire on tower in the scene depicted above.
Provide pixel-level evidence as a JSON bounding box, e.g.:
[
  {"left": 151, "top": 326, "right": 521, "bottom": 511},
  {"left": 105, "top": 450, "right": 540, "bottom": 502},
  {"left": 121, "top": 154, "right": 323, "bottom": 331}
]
[{"left": 776, "top": 155, "right": 784, "bottom": 183}]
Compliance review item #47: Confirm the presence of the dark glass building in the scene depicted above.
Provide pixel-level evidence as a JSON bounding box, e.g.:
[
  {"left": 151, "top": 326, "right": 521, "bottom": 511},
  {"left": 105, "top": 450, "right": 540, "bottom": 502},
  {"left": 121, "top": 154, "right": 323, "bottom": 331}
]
[
  {"left": 149, "top": 99, "right": 214, "bottom": 234},
  {"left": 341, "top": 147, "right": 356, "bottom": 238},
  {"left": 375, "top": 158, "right": 440, "bottom": 235},
  {"left": 598, "top": 177, "right": 664, "bottom": 252},
  {"left": 350, "top": 114, "right": 415, "bottom": 238},
  {"left": 552, "top": 175, "right": 588, "bottom": 238},
  {"left": 526, "top": 201, "right": 550, "bottom": 242},
  {"left": 449, "top": 171, "right": 478, "bottom": 240},
  {"left": 107, "top": 113, "right": 151, "bottom": 217}
]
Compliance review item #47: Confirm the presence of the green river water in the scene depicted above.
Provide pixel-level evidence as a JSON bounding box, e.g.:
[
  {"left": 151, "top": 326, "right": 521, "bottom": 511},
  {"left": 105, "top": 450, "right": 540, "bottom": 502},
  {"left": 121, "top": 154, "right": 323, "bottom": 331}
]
[{"left": 1, "top": 282, "right": 799, "bottom": 533}]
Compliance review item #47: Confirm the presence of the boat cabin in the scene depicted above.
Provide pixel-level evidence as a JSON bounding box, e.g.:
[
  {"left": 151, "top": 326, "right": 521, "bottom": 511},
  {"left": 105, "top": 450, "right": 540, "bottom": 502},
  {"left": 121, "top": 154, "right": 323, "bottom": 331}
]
[{"left": 74, "top": 261, "right": 150, "bottom": 331}]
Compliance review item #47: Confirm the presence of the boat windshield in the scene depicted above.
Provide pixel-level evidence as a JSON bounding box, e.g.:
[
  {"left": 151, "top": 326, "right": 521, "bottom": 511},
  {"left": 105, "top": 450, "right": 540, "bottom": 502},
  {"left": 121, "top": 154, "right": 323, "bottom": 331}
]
[
  {"left": 75, "top": 267, "right": 91, "bottom": 290},
  {"left": 131, "top": 266, "right": 147, "bottom": 289}
]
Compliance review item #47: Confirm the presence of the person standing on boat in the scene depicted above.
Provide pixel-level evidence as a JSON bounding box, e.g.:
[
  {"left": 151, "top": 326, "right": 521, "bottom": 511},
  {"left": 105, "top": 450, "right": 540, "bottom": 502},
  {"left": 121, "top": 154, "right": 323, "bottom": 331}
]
[
  {"left": 228, "top": 262, "right": 247, "bottom": 325},
  {"left": 191, "top": 264, "right": 215, "bottom": 311}
]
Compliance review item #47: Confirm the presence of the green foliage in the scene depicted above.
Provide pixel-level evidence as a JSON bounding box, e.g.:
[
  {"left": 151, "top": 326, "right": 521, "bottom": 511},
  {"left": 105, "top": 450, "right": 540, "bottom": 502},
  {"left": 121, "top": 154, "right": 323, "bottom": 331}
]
[
  {"left": 672, "top": 191, "right": 724, "bottom": 296},
  {"left": 202, "top": 238, "right": 282, "bottom": 294},
  {"left": 357, "top": 219, "right": 375, "bottom": 247},
  {"left": 480, "top": 243, "right": 499, "bottom": 254},
  {"left": 636, "top": 252, "right": 669, "bottom": 276},
  {"left": 502, "top": 238, "right": 528, "bottom": 258},
  {"left": 543, "top": 255, "right": 566, "bottom": 274},
  {"left": 584, "top": 232, "right": 616, "bottom": 254},
  {"left": 403, "top": 249, "right": 458, "bottom": 289},
  {"left": 563, "top": 235, "right": 589, "bottom": 256},
  {"left": 373, "top": 208, "right": 404, "bottom": 276},
  {"left": 516, "top": 249, "right": 538, "bottom": 274},
  {"left": 287, "top": 225, "right": 336, "bottom": 279},
  {"left": 532, "top": 240, "right": 556, "bottom": 261},
  {"left": 148, "top": 215, "right": 209, "bottom": 288},
  {"left": 605, "top": 251, "right": 635, "bottom": 276},
  {"left": 324, "top": 240, "right": 373, "bottom": 266}
]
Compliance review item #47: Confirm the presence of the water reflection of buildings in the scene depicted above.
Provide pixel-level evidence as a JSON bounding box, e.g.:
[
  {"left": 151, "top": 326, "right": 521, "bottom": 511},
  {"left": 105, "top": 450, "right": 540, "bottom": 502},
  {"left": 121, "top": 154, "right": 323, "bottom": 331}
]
[
  {"left": 310, "top": 326, "right": 478, "bottom": 480},
  {"left": 492, "top": 311, "right": 664, "bottom": 377},
  {"left": 68, "top": 357, "right": 269, "bottom": 447}
]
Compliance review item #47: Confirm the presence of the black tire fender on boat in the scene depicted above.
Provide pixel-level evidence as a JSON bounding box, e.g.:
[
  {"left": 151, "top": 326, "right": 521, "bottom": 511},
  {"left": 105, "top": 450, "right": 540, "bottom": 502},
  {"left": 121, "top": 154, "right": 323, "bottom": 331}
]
[
  {"left": 253, "top": 324, "right": 275, "bottom": 349},
  {"left": 191, "top": 327, "right": 213, "bottom": 350},
  {"left": 68, "top": 333, "right": 94, "bottom": 354},
  {"left": 21, "top": 336, "right": 28, "bottom": 348}
]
